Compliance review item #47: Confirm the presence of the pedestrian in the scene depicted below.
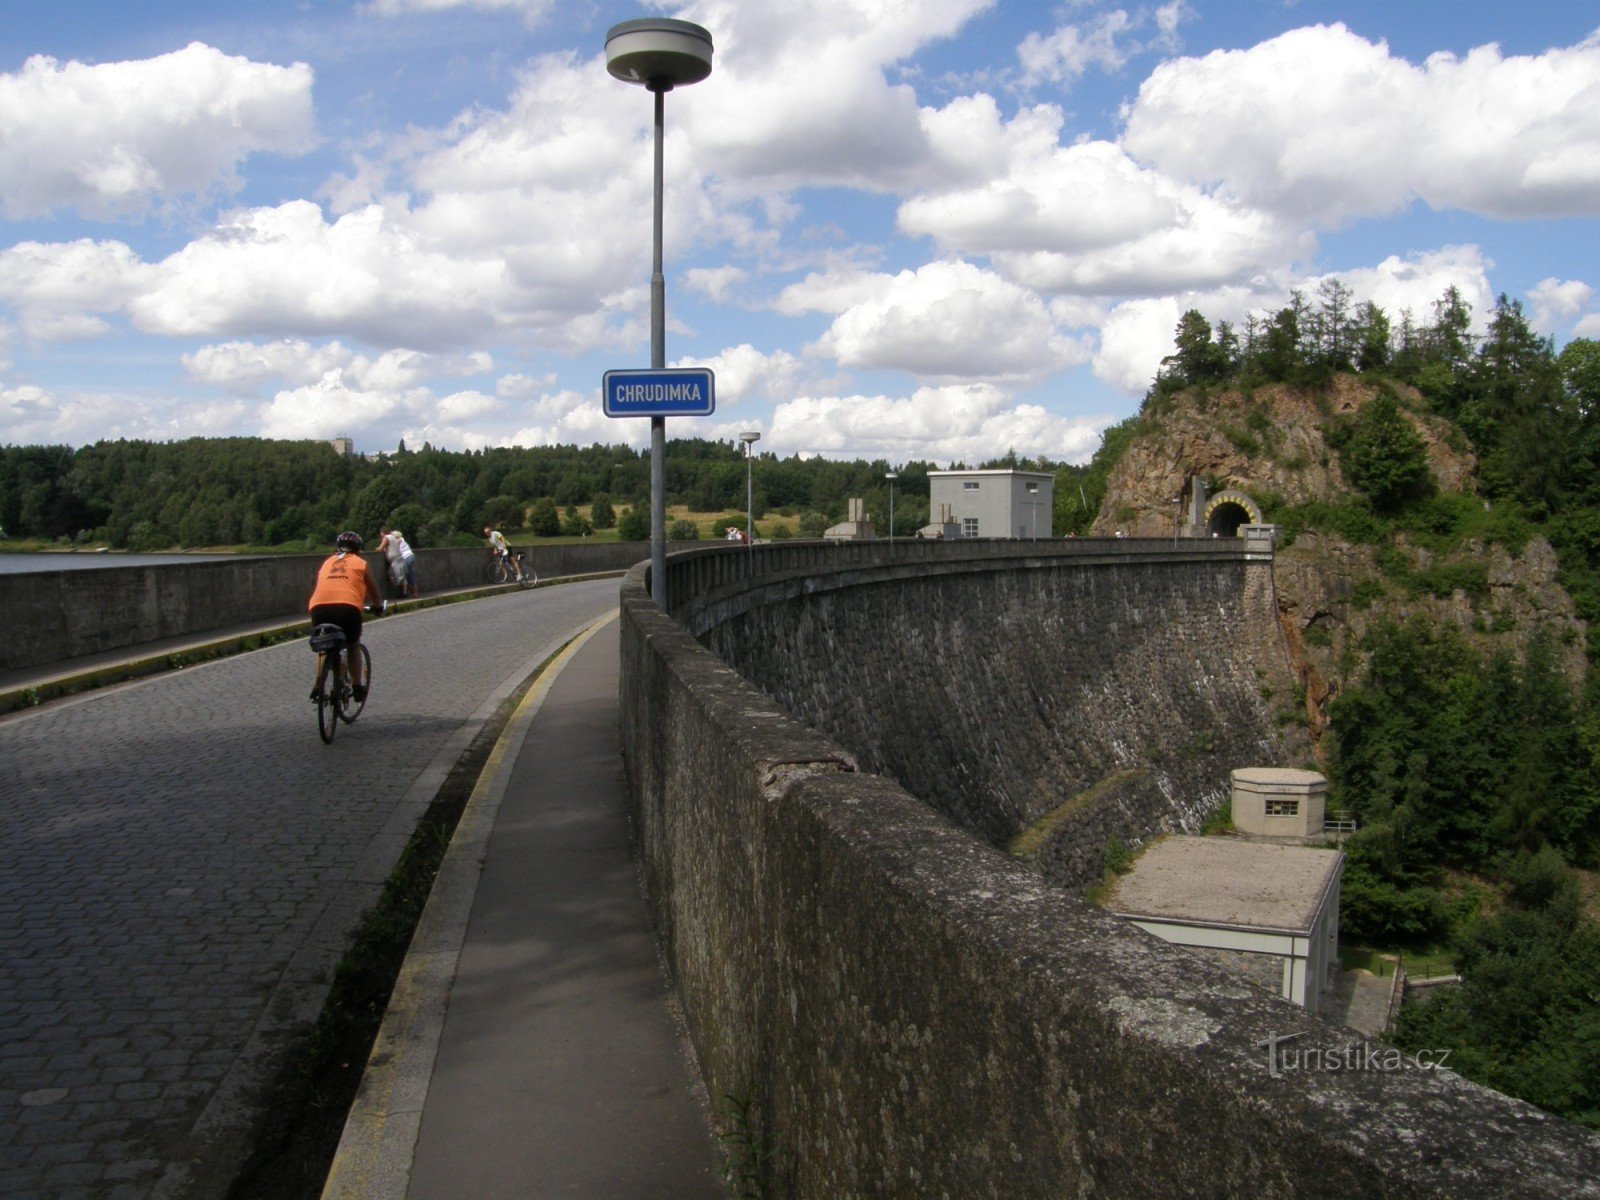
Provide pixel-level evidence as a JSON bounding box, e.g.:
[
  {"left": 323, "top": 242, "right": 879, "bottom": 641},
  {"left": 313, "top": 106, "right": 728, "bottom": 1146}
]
[{"left": 377, "top": 524, "right": 418, "bottom": 597}]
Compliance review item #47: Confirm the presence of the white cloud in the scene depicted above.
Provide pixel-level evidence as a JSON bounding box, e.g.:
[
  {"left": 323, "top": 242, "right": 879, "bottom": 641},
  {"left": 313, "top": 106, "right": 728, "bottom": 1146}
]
[
  {"left": 0, "top": 44, "right": 315, "bottom": 221},
  {"left": 677, "top": 343, "right": 807, "bottom": 406},
  {"left": 685, "top": 266, "right": 749, "bottom": 304},
  {"left": 0, "top": 239, "right": 150, "bottom": 340},
  {"left": 676, "top": 0, "right": 994, "bottom": 193},
  {"left": 1122, "top": 23, "right": 1600, "bottom": 224},
  {"left": 183, "top": 339, "right": 491, "bottom": 395},
  {"left": 1528, "top": 277, "right": 1596, "bottom": 335},
  {"left": 810, "top": 259, "right": 1090, "bottom": 383},
  {"left": 257, "top": 370, "right": 431, "bottom": 440},
  {"left": 768, "top": 381, "right": 1104, "bottom": 463},
  {"left": 1018, "top": 9, "right": 1134, "bottom": 86}
]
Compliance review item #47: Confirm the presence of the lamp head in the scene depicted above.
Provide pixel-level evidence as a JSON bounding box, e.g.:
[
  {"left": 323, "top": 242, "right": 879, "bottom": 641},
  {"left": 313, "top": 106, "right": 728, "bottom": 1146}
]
[{"left": 605, "top": 19, "right": 714, "bottom": 91}]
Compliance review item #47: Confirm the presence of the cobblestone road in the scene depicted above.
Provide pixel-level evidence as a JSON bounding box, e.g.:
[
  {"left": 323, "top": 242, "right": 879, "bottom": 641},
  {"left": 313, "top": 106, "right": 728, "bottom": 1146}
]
[{"left": 0, "top": 580, "right": 619, "bottom": 1198}]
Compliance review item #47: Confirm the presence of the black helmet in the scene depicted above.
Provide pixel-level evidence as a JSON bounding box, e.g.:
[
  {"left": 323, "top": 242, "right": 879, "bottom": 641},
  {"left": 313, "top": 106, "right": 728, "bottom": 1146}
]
[{"left": 336, "top": 531, "right": 363, "bottom": 551}]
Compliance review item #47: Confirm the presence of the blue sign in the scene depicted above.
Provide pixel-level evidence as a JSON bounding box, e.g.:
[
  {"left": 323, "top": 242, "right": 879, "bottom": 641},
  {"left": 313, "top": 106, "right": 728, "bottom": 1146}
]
[{"left": 602, "top": 368, "right": 716, "bottom": 417}]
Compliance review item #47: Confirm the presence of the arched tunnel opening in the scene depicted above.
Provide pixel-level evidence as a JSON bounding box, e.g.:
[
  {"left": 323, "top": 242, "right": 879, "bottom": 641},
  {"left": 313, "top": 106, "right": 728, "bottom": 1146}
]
[{"left": 1206, "top": 502, "right": 1252, "bottom": 538}]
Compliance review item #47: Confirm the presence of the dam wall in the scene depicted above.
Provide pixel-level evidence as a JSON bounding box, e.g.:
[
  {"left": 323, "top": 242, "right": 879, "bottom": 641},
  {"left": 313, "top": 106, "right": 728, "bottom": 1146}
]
[
  {"left": 619, "top": 539, "right": 1600, "bottom": 1198},
  {"left": 0, "top": 541, "right": 646, "bottom": 673}
]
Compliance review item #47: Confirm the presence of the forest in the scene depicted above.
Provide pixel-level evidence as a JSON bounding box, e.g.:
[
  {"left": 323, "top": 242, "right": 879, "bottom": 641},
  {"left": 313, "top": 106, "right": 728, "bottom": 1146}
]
[
  {"left": 1129, "top": 282, "right": 1600, "bottom": 1128},
  {"left": 0, "top": 431, "right": 1092, "bottom": 552}
]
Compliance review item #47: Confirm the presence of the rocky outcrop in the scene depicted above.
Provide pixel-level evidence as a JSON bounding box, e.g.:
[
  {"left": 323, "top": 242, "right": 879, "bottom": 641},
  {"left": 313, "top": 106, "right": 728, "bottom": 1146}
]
[{"left": 1092, "top": 377, "right": 1587, "bottom": 746}]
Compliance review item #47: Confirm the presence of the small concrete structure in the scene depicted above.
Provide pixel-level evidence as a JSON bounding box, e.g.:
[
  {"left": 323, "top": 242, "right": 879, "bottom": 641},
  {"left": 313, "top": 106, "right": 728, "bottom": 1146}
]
[
  {"left": 928, "top": 469, "right": 1053, "bottom": 538},
  {"left": 1231, "top": 766, "right": 1327, "bottom": 837},
  {"left": 824, "top": 497, "right": 876, "bottom": 542},
  {"left": 916, "top": 502, "right": 960, "bottom": 540},
  {"left": 1104, "top": 836, "right": 1343, "bottom": 1014}
]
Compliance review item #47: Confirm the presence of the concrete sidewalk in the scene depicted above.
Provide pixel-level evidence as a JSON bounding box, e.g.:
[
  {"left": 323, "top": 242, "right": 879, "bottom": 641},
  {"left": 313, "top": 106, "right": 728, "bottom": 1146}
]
[{"left": 322, "top": 613, "right": 723, "bottom": 1199}]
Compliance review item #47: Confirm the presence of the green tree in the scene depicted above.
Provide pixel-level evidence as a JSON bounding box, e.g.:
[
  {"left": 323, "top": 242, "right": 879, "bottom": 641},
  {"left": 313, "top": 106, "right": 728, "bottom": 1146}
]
[
  {"left": 528, "top": 496, "right": 560, "bottom": 537},
  {"left": 589, "top": 493, "right": 616, "bottom": 529},
  {"left": 616, "top": 505, "right": 649, "bottom": 541},
  {"left": 1338, "top": 393, "right": 1432, "bottom": 512},
  {"left": 350, "top": 473, "right": 402, "bottom": 537}
]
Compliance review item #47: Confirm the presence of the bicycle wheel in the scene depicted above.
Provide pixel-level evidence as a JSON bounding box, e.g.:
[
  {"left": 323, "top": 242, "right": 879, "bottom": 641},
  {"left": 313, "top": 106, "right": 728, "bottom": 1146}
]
[
  {"left": 339, "top": 644, "right": 372, "bottom": 723},
  {"left": 315, "top": 654, "right": 339, "bottom": 743},
  {"left": 486, "top": 557, "right": 505, "bottom": 584},
  {"left": 517, "top": 556, "right": 537, "bottom": 588}
]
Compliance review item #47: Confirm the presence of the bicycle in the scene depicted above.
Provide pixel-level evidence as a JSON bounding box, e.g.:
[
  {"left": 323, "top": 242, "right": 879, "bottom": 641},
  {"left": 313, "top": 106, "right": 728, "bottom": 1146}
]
[
  {"left": 308, "top": 618, "right": 374, "bottom": 743},
  {"left": 486, "top": 550, "right": 538, "bottom": 588}
]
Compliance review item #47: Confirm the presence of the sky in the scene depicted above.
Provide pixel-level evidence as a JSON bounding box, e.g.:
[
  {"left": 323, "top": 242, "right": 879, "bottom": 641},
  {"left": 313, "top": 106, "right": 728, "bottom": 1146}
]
[{"left": 1, "top": 1, "right": 1598, "bottom": 466}]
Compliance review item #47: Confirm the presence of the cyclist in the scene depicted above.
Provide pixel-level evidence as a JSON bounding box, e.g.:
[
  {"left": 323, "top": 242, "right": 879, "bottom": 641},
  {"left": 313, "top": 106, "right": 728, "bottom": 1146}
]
[
  {"left": 483, "top": 525, "right": 522, "bottom": 581},
  {"left": 308, "top": 531, "right": 384, "bottom": 702}
]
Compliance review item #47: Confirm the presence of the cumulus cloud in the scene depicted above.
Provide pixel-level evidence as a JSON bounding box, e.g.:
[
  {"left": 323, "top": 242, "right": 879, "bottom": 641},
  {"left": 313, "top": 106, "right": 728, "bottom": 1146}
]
[
  {"left": 0, "top": 239, "right": 150, "bottom": 340},
  {"left": 1122, "top": 23, "right": 1600, "bottom": 224},
  {"left": 183, "top": 339, "right": 491, "bottom": 395},
  {"left": 768, "top": 381, "right": 1104, "bottom": 463},
  {"left": 678, "top": 343, "right": 807, "bottom": 407},
  {"left": 1528, "top": 277, "right": 1596, "bottom": 335},
  {"left": 808, "top": 259, "right": 1090, "bottom": 383},
  {"left": 676, "top": 0, "right": 993, "bottom": 192},
  {"left": 0, "top": 43, "right": 315, "bottom": 221}
]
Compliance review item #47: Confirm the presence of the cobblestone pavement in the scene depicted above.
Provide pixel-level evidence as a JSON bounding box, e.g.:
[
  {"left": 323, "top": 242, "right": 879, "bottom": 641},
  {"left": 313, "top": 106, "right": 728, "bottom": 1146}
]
[{"left": 0, "top": 580, "right": 619, "bottom": 1199}]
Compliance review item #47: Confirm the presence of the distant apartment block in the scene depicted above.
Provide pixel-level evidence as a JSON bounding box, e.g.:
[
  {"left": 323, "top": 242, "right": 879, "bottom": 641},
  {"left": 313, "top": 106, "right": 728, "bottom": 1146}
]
[{"left": 927, "top": 469, "right": 1054, "bottom": 538}]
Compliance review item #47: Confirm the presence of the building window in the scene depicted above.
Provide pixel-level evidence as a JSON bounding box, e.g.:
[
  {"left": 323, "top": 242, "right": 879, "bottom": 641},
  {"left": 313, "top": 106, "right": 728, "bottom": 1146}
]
[
  {"left": 962, "top": 517, "right": 980, "bottom": 537},
  {"left": 1265, "top": 798, "right": 1300, "bottom": 817},
  {"left": 963, "top": 481, "right": 979, "bottom": 490}
]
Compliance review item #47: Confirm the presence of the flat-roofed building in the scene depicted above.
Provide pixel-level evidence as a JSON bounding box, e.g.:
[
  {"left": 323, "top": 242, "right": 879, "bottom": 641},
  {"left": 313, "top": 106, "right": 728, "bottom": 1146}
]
[
  {"left": 1102, "top": 836, "right": 1344, "bottom": 1014},
  {"left": 927, "top": 469, "right": 1053, "bottom": 539}
]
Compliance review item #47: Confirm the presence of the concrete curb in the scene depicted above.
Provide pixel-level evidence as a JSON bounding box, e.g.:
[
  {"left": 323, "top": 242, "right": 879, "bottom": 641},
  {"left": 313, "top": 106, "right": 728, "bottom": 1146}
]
[{"left": 318, "top": 611, "right": 619, "bottom": 1200}]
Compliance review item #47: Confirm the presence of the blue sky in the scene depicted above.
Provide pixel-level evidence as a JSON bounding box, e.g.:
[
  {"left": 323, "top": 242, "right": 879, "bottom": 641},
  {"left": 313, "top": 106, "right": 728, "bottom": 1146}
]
[{"left": 2, "top": 1, "right": 1598, "bottom": 465}]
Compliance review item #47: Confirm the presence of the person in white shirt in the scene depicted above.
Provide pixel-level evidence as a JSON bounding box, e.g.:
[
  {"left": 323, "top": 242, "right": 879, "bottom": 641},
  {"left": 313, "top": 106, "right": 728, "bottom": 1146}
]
[{"left": 377, "top": 525, "right": 417, "bottom": 596}]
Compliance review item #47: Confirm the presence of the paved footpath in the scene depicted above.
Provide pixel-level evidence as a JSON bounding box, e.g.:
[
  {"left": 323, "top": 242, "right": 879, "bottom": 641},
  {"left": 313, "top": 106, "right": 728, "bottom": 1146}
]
[
  {"left": 322, "top": 617, "right": 722, "bottom": 1199},
  {"left": 0, "top": 579, "right": 636, "bottom": 1198}
]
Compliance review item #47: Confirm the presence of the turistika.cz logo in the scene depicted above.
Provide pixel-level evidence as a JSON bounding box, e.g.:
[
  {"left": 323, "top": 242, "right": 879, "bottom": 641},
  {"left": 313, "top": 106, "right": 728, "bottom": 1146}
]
[{"left": 1258, "top": 1031, "right": 1453, "bottom": 1079}]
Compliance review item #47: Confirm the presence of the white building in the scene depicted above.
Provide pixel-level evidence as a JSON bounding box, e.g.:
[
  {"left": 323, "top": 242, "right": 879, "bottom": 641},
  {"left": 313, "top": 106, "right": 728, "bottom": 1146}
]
[
  {"left": 1103, "top": 836, "right": 1344, "bottom": 1014},
  {"left": 927, "top": 469, "right": 1054, "bottom": 539}
]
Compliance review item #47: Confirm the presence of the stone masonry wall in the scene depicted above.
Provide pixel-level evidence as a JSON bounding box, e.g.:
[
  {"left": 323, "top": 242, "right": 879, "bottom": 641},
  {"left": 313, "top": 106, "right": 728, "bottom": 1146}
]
[
  {"left": 700, "top": 554, "right": 1308, "bottom": 888},
  {"left": 619, "top": 544, "right": 1600, "bottom": 1198}
]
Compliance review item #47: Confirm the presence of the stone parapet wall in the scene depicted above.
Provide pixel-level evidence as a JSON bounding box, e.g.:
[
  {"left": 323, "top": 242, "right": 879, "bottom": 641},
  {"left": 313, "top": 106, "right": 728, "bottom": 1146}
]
[
  {"left": 0, "top": 542, "right": 647, "bottom": 673},
  {"left": 619, "top": 543, "right": 1600, "bottom": 1198}
]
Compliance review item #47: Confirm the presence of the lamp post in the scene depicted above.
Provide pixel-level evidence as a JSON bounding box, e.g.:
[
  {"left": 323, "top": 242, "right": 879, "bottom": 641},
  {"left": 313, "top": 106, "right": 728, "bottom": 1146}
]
[
  {"left": 605, "top": 18, "right": 714, "bottom": 609},
  {"left": 739, "top": 430, "right": 760, "bottom": 548},
  {"left": 885, "top": 471, "right": 898, "bottom": 541}
]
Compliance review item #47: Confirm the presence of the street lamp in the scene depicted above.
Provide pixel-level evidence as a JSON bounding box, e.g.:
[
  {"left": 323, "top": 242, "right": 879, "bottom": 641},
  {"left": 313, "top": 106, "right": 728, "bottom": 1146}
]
[
  {"left": 605, "top": 18, "right": 714, "bottom": 609},
  {"left": 885, "top": 471, "right": 898, "bottom": 541},
  {"left": 739, "top": 430, "right": 760, "bottom": 548}
]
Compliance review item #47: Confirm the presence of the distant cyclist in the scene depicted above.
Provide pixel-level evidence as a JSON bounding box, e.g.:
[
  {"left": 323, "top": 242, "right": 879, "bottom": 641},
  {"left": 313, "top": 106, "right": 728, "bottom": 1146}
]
[
  {"left": 308, "top": 531, "right": 384, "bottom": 702},
  {"left": 483, "top": 525, "right": 523, "bottom": 581}
]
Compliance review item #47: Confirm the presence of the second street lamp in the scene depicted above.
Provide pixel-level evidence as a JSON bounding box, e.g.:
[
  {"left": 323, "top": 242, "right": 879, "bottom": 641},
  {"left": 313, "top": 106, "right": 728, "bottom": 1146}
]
[
  {"left": 885, "top": 471, "right": 898, "bottom": 540},
  {"left": 739, "top": 430, "right": 760, "bottom": 548}
]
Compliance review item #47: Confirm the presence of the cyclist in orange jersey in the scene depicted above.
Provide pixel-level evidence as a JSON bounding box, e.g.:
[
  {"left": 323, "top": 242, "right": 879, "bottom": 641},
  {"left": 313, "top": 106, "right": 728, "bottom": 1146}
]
[{"left": 308, "top": 531, "right": 384, "bottom": 701}]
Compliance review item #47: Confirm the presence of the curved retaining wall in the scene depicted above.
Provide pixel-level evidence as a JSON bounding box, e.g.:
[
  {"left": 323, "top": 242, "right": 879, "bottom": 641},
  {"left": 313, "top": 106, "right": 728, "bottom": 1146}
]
[
  {"left": 619, "top": 540, "right": 1600, "bottom": 1199},
  {"left": 0, "top": 541, "right": 648, "bottom": 673}
]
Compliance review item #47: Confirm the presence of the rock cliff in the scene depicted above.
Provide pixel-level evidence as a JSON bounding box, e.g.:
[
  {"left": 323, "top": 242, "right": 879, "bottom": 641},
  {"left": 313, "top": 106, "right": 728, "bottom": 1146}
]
[{"left": 1091, "top": 376, "right": 1587, "bottom": 747}]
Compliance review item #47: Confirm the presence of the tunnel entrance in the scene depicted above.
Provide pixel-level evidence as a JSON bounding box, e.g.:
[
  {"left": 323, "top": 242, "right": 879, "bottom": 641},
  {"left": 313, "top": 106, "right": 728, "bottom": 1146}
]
[{"left": 1202, "top": 489, "right": 1263, "bottom": 538}]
